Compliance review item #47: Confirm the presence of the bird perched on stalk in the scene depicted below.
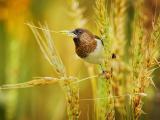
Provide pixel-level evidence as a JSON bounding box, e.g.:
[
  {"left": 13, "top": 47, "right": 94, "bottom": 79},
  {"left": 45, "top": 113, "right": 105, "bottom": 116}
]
[
  {"left": 67, "top": 28, "right": 105, "bottom": 65},
  {"left": 65, "top": 28, "right": 116, "bottom": 78}
]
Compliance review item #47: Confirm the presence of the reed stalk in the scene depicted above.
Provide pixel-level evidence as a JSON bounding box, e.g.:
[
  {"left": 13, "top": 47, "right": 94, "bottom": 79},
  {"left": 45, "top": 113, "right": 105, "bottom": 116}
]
[
  {"left": 28, "top": 22, "right": 80, "bottom": 119},
  {"left": 0, "top": 1, "right": 159, "bottom": 120},
  {"left": 5, "top": 39, "right": 20, "bottom": 120},
  {"left": 95, "top": 0, "right": 115, "bottom": 119},
  {"left": 131, "top": 1, "right": 160, "bottom": 119},
  {"left": 67, "top": 0, "right": 87, "bottom": 119}
]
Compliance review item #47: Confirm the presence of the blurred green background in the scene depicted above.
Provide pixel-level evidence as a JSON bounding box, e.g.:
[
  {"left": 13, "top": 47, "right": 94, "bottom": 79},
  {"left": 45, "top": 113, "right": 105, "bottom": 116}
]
[{"left": 0, "top": 0, "right": 160, "bottom": 120}]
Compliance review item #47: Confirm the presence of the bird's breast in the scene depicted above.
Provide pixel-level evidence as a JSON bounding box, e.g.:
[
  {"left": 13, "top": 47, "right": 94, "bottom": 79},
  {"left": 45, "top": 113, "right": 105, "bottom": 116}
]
[
  {"left": 75, "top": 39, "right": 104, "bottom": 64},
  {"left": 75, "top": 40, "right": 97, "bottom": 58},
  {"left": 83, "top": 39, "right": 105, "bottom": 64}
]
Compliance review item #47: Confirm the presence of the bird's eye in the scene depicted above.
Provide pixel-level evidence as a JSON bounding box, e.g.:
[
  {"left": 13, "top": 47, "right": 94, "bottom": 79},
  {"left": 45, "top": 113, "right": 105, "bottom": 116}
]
[
  {"left": 78, "top": 30, "right": 82, "bottom": 34},
  {"left": 73, "top": 29, "right": 83, "bottom": 36},
  {"left": 75, "top": 29, "right": 82, "bottom": 34}
]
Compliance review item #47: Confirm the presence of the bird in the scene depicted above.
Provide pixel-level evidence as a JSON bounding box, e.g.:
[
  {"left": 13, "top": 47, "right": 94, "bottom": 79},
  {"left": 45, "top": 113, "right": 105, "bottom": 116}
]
[
  {"left": 67, "top": 28, "right": 105, "bottom": 65},
  {"left": 66, "top": 28, "right": 116, "bottom": 78}
]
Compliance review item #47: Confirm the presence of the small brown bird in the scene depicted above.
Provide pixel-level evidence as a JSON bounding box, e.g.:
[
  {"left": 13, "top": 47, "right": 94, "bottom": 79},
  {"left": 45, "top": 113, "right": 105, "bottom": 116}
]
[{"left": 68, "top": 28, "right": 105, "bottom": 65}]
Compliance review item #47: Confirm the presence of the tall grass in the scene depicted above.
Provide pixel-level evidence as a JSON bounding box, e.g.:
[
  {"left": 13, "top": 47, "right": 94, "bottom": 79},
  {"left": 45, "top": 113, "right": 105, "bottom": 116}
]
[
  {"left": 5, "top": 39, "right": 20, "bottom": 120},
  {"left": 0, "top": 22, "right": 96, "bottom": 119},
  {"left": 131, "top": 1, "right": 160, "bottom": 119},
  {"left": 27, "top": 22, "right": 80, "bottom": 120},
  {"left": 112, "top": 0, "right": 131, "bottom": 119},
  {"left": 0, "top": 0, "right": 160, "bottom": 120},
  {"left": 95, "top": 0, "right": 160, "bottom": 120},
  {"left": 95, "top": 0, "right": 115, "bottom": 119}
]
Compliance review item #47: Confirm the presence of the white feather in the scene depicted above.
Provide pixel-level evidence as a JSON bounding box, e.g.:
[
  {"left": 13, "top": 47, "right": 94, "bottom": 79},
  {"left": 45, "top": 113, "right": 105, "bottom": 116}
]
[{"left": 83, "top": 39, "right": 105, "bottom": 64}]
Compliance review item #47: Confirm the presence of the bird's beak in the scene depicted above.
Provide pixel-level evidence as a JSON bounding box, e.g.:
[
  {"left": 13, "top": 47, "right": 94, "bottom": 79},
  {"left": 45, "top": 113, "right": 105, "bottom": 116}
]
[
  {"left": 66, "top": 30, "right": 77, "bottom": 37},
  {"left": 60, "top": 30, "right": 76, "bottom": 37}
]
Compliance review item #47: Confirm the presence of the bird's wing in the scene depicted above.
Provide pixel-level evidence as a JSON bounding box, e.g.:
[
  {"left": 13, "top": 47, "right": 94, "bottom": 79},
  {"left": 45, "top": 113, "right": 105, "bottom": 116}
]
[{"left": 94, "top": 35, "right": 104, "bottom": 46}]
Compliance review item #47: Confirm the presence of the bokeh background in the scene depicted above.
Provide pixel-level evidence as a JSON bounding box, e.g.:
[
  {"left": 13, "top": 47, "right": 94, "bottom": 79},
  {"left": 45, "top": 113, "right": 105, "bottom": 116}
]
[{"left": 0, "top": 0, "right": 160, "bottom": 120}]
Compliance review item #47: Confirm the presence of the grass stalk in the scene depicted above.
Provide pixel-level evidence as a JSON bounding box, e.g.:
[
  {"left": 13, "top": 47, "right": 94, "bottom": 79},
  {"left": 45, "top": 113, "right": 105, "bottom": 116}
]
[
  {"left": 112, "top": 0, "right": 132, "bottom": 119},
  {"left": 27, "top": 23, "right": 80, "bottom": 119},
  {"left": 95, "top": 0, "right": 115, "bottom": 119},
  {"left": 5, "top": 39, "right": 20, "bottom": 120},
  {"left": 68, "top": 1, "right": 87, "bottom": 119},
  {"left": 131, "top": 2, "right": 160, "bottom": 119}
]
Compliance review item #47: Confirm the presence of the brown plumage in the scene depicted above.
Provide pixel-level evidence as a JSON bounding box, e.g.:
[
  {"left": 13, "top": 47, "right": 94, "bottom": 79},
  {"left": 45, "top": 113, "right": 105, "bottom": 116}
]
[
  {"left": 73, "top": 29, "right": 97, "bottom": 58},
  {"left": 71, "top": 28, "right": 105, "bottom": 64}
]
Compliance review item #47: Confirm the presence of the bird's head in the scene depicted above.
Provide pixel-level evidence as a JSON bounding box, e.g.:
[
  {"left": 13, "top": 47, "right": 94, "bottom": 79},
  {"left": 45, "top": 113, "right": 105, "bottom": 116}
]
[
  {"left": 63, "top": 28, "right": 94, "bottom": 47},
  {"left": 72, "top": 28, "right": 94, "bottom": 46},
  {"left": 71, "top": 28, "right": 84, "bottom": 38},
  {"left": 70, "top": 28, "right": 93, "bottom": 41}
]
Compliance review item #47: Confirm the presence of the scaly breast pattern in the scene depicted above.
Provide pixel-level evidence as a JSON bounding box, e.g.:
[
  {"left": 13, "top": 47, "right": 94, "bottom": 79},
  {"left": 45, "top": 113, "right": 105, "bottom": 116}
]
[{"left": 75, "top": 33, "right": 97, "bottom": 58}]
